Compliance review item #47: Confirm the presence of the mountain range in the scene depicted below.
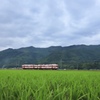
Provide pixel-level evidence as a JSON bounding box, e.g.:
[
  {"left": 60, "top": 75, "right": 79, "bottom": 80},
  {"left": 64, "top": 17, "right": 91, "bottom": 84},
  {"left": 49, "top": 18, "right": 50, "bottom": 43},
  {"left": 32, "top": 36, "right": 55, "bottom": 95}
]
[{"left": 0, "top": 45, "right": 100, "bottom": 69}]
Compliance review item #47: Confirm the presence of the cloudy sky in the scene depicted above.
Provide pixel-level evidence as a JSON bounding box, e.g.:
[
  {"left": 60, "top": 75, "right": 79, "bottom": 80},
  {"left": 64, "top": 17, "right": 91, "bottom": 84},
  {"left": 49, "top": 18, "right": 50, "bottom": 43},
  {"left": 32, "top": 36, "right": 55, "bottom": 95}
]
[{"left": 0, "top": 0, "right": 100, "bottom": 50}]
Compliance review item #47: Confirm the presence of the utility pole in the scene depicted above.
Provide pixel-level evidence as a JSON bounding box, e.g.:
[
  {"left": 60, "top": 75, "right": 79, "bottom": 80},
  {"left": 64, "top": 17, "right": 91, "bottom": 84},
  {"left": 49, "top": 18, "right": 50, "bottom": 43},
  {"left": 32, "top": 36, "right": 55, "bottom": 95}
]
[{"left": 60, "top": 59, "right": 63, "bottom": 69}]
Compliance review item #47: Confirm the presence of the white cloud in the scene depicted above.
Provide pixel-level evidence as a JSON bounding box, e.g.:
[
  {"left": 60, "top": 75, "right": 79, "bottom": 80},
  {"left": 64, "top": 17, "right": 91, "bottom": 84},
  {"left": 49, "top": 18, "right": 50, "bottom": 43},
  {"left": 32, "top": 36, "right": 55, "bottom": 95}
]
[{"left": 0, "top": 0, "right": 100, "bottom": 50}]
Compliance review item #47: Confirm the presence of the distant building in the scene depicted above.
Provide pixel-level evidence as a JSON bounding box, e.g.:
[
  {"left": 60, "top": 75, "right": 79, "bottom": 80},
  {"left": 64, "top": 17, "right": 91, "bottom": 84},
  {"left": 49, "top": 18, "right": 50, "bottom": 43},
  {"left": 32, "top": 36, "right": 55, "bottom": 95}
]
[{"left": 22, "top": 64, "right": 58, "bottom": 70}]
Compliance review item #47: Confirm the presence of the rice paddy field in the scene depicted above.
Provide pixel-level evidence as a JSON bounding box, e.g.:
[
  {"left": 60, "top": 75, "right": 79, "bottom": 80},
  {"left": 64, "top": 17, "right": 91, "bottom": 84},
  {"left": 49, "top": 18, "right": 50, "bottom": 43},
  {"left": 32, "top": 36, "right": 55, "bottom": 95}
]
[{"left": 0, "top": 70, "right": 100, "bottom": 100}]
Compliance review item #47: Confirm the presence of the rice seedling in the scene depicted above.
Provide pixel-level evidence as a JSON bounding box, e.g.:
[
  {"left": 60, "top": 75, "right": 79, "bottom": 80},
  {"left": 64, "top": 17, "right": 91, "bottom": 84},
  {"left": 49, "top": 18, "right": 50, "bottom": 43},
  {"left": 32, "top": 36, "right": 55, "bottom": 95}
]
[{"left": 0, "top": 70, "right": 100, "bottom": 100}]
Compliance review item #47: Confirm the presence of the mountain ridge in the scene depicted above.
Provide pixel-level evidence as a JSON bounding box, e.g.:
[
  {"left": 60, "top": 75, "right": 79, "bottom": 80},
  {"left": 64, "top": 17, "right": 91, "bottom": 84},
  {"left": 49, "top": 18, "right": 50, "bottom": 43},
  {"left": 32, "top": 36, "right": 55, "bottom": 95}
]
[{"left": 0, "top": 45, "right": 100, "bottom": 69}]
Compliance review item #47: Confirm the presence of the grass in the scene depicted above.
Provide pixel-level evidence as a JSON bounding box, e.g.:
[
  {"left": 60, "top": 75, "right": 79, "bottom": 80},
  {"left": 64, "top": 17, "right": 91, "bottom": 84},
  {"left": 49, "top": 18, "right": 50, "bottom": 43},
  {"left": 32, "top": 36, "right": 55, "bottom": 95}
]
[{"left": 0, "top": 70, "right": 100, "bottom": 100}]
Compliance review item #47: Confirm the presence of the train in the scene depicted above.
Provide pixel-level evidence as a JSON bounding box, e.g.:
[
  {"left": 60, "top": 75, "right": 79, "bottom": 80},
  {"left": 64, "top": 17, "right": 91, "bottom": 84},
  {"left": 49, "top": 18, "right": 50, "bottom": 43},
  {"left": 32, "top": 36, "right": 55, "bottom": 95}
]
[{"left": 22, "top": 64, "right": 58, "bottom": 70}]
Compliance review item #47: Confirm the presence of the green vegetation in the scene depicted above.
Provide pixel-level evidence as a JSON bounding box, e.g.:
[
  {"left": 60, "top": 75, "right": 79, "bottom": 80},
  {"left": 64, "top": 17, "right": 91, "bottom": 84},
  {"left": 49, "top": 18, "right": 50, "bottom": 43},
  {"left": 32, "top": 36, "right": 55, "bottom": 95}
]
[
  {"left": 0, "top": 45, "right": 100, "bottom": 69},
  {"left": 0, "top": 70, "right": 100, "bottom": 100}
]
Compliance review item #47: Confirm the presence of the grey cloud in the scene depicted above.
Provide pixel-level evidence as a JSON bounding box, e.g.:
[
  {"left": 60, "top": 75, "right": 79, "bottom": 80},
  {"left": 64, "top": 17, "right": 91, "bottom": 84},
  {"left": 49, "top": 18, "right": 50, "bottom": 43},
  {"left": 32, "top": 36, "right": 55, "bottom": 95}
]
[
  {"left": 0, "top": 0, "right": 100, "bottom": 50},
  {"left": 64, "top": 0, "right": 95, "bottom": 20}
]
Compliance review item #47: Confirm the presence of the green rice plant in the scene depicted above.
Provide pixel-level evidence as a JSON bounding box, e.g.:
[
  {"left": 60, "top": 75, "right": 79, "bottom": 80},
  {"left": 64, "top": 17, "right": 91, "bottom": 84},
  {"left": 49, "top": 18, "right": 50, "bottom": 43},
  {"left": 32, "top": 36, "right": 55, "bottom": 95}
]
[{"left": 0, "top": 70, "right": 100, "bottom": 100}]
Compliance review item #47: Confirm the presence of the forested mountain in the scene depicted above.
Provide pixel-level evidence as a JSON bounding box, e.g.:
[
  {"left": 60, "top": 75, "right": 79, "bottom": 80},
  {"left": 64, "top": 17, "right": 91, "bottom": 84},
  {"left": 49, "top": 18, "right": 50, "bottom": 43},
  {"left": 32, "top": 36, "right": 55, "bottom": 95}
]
[{"left": 0, "top": 45, "right": 100, "bottom": 69}]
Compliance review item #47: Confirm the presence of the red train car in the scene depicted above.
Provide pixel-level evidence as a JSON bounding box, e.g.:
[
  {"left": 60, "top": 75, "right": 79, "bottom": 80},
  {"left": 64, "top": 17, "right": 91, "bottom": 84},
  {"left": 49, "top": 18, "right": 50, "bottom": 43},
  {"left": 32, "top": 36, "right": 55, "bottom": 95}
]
[{"left": 22, "top": 64, "right": 58, "bottom": 70}]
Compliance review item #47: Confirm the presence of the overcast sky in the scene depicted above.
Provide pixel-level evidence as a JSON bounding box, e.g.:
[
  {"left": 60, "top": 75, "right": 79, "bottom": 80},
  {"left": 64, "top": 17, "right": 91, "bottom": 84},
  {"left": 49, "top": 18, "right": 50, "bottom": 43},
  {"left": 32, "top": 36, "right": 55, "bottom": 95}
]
[{"left": 0, "top": 0, "right": 100, "bottom": 50}]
